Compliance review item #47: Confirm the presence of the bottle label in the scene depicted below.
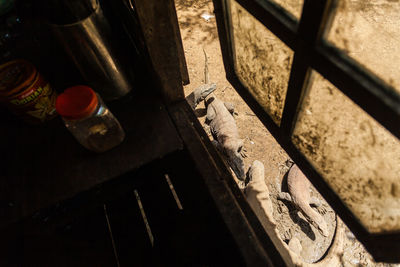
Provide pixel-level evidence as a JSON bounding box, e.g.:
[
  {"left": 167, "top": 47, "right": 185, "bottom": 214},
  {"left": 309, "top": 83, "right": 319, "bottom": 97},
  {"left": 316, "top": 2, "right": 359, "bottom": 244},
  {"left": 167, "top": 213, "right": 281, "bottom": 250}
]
[{"left": 5, "top": 74, "right": 57, "bottom": 123}]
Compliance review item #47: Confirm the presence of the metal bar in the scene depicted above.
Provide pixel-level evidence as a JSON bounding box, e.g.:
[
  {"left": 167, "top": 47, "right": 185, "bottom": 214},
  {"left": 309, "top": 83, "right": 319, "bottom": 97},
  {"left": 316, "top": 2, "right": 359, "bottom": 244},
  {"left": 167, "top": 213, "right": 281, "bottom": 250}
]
[
  {"left": 280, "top": 54, "right": 311, "bottom": 132},
  {"left": 235, "top": 0, "right": 298, "bottom": 50},
  {"left": 213, "top": 0, "right": 236, "bottom": 78},
  {"left": 134, "top": 189, "right": 155, "bottom": 247},
  {"left": 104, "top": 204, "right": 121, "bottom": 267},
  {"left": 280, "top": 0, "right": 332, "bottom": 132},
  {"left": 164, "top": 174, "right": 184, "bottom": 210},
  {"left": 297, "top": 0, "right": 334, "bottom": 42},
  {"left": 225, "top": 0, "right": 400, "bottom": 138},
  {"left": 313, "top": 45, "right": 400, "bottom": 139}
]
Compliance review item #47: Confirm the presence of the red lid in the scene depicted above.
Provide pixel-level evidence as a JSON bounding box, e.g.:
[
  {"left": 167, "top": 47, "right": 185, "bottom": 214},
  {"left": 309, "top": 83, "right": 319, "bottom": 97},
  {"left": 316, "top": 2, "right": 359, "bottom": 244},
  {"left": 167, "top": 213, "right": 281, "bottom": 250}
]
[{"left": 56, "top": 85, "right": 98, "bottom": 119}]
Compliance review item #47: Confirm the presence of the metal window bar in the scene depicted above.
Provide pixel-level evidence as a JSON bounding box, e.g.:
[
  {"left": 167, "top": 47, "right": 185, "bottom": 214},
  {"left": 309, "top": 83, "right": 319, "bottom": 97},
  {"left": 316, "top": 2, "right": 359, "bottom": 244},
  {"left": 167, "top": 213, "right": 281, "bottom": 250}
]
[
  {"left": 280, "top": 0, "right": 333, "bottom": 132},
  {"left": 233, "top": 0, "right": 400, "bottom": 138},
  {"left": 213, "top": 0, "right": 400, "bottom": 262}
]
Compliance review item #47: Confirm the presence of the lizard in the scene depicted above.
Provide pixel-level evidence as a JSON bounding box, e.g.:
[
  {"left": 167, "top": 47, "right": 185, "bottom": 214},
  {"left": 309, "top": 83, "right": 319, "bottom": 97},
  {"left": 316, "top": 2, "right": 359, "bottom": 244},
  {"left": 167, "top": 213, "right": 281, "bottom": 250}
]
[
  {"left": 278, "top": 164, "right": 329, "bottom": 237},
  {"left": 246, "top": 161, "right": 345, "bottom": 266},
  {"left": 186, "top": 48, "right": 217, "bottom": 109},
  {"left": 245, "top": 160, "right": 276, "bottom": 225},
  {"left": 202, "top": 48, "right": 246, "bottom": 181}
]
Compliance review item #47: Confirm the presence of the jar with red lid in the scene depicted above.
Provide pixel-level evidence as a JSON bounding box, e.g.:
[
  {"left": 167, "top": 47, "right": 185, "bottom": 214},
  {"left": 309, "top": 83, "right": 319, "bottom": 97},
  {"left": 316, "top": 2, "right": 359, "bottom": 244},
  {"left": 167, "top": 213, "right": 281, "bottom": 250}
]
[{"left": 56, "top": 85, "right": 125, "bottom": 152}]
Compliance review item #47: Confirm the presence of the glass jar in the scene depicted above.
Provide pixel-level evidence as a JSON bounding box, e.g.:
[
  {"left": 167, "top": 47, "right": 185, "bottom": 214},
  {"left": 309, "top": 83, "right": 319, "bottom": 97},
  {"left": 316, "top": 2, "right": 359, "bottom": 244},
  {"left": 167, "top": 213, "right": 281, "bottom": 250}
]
[{"left": 56, "top": 85, "right": 125, "bottom": 152}]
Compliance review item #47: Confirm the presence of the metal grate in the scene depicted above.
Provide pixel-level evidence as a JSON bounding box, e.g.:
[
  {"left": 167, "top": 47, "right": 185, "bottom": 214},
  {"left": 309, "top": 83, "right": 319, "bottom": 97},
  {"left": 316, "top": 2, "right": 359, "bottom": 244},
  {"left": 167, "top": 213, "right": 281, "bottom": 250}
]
[{"left": 5, "top": 152, "right": 247, "bottom": 266}]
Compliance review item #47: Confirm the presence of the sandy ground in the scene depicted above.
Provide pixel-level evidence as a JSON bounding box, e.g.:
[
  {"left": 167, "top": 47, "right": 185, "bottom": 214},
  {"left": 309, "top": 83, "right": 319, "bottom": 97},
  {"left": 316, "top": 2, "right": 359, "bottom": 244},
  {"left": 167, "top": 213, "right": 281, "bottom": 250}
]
[
  {"left": 175, "top": 0, "right": 399, "bottom": 265},
  {"left": 175, "top": 0, "right": 287, "bottom": 207}
]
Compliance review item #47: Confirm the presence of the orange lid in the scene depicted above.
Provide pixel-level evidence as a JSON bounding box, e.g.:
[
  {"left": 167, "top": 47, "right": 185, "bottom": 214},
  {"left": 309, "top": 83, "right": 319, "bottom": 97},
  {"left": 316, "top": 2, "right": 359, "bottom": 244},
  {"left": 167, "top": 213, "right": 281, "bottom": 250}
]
[
  {"left": 0, "top": 59, "right": 37, "bottom": 98},
  {"left": 56, "top": 85, "right": 98, "bottom": 120}
]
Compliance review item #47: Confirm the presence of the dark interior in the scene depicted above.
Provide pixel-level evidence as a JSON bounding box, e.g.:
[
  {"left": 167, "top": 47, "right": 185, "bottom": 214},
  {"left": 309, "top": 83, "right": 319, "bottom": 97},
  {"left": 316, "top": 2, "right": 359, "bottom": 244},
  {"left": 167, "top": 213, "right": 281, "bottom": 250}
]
[{"left": 2, "top": 150, "right": 250, "bottom": 266}]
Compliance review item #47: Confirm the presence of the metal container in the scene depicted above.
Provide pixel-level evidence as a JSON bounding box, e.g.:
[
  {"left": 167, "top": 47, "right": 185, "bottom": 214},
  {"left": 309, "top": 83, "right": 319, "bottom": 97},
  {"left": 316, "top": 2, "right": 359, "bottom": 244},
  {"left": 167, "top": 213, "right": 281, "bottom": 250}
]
[
  {"left": 50, "top": 1, "right": 133, "bottom": 101},
  {"left": 0, "top": 59, "right": 57, "bottom": 123}
]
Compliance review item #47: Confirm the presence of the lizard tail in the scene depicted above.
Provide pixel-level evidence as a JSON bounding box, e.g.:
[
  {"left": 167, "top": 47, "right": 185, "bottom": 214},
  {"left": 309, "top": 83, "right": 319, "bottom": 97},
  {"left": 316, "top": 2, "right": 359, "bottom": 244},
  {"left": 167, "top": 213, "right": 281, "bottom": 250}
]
[{"left": 203, "top": 48, "right": 209, "bottom": 84}]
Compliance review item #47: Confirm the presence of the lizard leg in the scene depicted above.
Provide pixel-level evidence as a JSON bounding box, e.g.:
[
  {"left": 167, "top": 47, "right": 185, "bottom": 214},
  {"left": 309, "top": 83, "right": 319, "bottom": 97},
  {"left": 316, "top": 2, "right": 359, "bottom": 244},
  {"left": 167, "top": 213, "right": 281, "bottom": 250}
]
[
  {"left": 288, "top": 237, "right": 302, "bottom": 254},
  {"left": 235, "top": 139, "right": 247, "bottom": 158},
  {"left": 278, "top": 192, "right": 292, "bottom": 202},
  {"left": 282, "top": 228, "right": 292, "bottom": 242},
  {"left": 310, "top": 196, "right": 328, "bottom": 214},
  {"left": 309, "top": 196, "right": 321, "bottom": 207},
  {"left": 224, "top": 102, "right": 235, "bottom": 114},
  {"left": 240, "top": 148, "right": 247, "bottom": 158},
  {"left": 206, "top": 105, "right": 216, "bottom": 122}
]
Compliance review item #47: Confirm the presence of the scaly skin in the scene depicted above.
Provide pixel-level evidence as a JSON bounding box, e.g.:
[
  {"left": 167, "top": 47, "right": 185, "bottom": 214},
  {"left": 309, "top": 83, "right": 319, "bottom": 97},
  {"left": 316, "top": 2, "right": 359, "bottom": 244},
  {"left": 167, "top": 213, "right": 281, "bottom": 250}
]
[
  {"left": 206, "top": 93, "right": 245, "bottom": 180},
  {"left": 280, "top": 164, "right": 329, "bottom": 237},
  {"left": 200, "top": 48, "right": 245, "bottom": 180},
  {"left": 245, "top": 160, "right": 275, "bottom": 223},
  {"left": 247, "top": 162, "right": 344, "bottom": 266}
]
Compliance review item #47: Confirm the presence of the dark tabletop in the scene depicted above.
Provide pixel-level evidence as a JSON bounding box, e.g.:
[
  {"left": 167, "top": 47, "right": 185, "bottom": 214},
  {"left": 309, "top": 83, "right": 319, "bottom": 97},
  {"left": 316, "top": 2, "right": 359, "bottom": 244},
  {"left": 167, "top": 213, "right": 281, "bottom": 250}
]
[{"left": 0, "top": 92, "right": 182, "bottom": 227}]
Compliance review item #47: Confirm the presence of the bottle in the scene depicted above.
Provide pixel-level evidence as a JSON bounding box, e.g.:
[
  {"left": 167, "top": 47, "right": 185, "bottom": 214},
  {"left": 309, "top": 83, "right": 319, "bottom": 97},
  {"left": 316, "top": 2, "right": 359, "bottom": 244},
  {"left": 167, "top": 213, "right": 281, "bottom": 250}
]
[{"left": 55, "top": 85, "right": 125, "bottom": 152}]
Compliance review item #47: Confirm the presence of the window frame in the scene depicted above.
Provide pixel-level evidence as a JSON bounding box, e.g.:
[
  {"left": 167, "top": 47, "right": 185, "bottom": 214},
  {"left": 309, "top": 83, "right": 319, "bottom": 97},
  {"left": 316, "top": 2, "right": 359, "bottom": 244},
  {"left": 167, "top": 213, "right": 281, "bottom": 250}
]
[{"left": 212, "top": 0, "right": 400, "bottom": 262}]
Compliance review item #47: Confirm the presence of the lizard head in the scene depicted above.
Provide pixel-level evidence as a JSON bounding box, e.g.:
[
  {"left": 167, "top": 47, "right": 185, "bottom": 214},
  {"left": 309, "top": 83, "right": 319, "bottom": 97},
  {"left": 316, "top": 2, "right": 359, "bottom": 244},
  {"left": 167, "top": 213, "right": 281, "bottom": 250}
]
[
  {"left": 194, "top": 83, "right": 217, "bottom": 104},
  {"left": 247, "top": 160, "right": 264, "bottom": 182},
  {"left": 223, "top": 138, "right": 246, "bottom": 181}
]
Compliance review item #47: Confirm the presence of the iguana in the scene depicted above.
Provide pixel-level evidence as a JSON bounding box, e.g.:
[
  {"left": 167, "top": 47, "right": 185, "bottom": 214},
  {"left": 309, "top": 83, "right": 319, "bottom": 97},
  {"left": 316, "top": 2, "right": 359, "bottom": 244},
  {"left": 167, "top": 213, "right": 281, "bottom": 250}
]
[
  {"left": 186, "top": 48, "right": 217, "bottom": 109},
  {"left": 202, "top": 49, "right": 246, "bottom": 181},
  {"left": 278, "top": 164, "right": 329, "bottom": 237},
  {"left": 246, "top": 162, "right": 344, "bottom": 266}
]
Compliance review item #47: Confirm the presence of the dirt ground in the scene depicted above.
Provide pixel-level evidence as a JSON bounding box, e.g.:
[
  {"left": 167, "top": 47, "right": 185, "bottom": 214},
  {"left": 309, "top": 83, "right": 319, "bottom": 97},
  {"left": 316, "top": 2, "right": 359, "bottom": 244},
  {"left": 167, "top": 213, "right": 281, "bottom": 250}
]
[{"left": 175, "top": 0, "right": 399, "bottom": 265}]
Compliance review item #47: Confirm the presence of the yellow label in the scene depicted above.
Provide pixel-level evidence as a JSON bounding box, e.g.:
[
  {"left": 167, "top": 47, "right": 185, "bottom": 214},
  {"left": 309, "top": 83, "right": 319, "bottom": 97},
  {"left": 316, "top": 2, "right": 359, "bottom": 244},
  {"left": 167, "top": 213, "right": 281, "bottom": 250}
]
[
  {"left": 25, "top": 84, "right": 57, "bottom": 121},
  {"left": 9, "top": 85, "right": 44, "bottom": 106}
]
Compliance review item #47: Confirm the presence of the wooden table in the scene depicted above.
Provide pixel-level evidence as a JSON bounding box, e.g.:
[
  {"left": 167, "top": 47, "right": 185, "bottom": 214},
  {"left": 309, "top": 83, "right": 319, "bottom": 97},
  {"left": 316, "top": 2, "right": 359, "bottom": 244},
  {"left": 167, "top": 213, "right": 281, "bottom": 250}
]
[{"left": 0, "top": 92, "right": 183, "bottom": 227}]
